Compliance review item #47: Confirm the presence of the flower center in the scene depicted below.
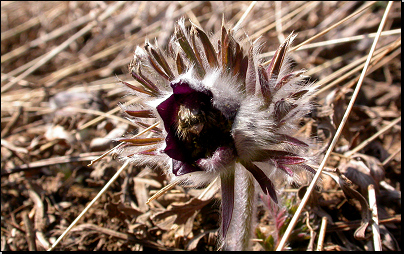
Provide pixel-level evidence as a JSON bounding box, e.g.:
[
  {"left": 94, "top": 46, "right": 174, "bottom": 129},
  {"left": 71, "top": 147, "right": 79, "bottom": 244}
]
[
  {"left": 156, "top": 80, "right": 234, "bottom": 165},
  {"left": 175, "top": 98, "right": 233, "bottom": 161}
]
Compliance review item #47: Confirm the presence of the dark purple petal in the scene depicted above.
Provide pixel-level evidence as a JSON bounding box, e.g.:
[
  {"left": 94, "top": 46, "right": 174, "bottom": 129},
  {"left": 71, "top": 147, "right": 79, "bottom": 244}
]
[
  {"left": 172, "top": 159, "right": 202, "bottom": 176},
  {"left": 171, "top": 80, "right": 196, "bottom": 95},
  {"left": 169, "top": 81, "right": 212, "bottom": 115},
  {"left": 157, "top": 80, "right": 235, "bottom": 181},
  {"left": 241, "top": 162, "right": 278, "bottom": 203},
  {"left": 163, "top": 132, "right": 187, "bottom": 161},
  {"left": 157, "top": 80, "right": 215, "bottom": 163},
  {"left": 156, "top": 94, "right": 179, "bottom": 132},
  {"left": 220, "top": 169, "right": 235, "bottom": 239}
]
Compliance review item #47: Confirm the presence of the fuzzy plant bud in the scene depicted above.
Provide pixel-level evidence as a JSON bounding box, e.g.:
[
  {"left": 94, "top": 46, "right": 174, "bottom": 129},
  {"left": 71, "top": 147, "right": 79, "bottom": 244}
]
[{"left": 115, "top": 18, "right": 319, "bottom": 250}]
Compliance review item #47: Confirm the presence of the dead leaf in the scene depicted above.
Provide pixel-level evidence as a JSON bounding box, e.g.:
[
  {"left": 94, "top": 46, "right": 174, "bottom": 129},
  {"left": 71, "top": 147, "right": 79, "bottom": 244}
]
[
  {"left": 151, "top": 197, "right": 212, "bottom": 238},
  {"left": 323, "top": 171, "right": 372, "bottom": 240},
  {"left": 339, "top": 153, "right": 385, "bottom": 194},
  {"left": 186, "top": 229, "right": 218, "bottom": 250},
  {"left": 105, "top": 194, "right": 143, "bottom": 222}
]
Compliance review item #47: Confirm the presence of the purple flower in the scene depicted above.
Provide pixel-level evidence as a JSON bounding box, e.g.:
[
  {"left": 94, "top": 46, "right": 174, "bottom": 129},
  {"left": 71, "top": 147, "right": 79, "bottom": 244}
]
[
  {"left": 116, "top": 18, "right": 318, "bottom": 249},
  {"left": 156, "top": 79, "right": 235, "bottom": 176}
]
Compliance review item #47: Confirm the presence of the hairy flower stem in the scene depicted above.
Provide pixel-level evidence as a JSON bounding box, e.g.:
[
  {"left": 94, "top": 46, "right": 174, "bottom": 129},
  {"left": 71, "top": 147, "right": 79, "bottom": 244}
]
[{"left": 223, "top": 165, "right": 256, "bottom": 251}]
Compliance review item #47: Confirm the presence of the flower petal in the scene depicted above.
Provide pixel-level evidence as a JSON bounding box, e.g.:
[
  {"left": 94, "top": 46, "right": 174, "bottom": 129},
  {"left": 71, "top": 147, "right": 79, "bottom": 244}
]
[
  {"left": 172, "top": 159, "right": 201, "bottom": 176},
  {"left": 175, "top": 22, "right": 205, "bottom": 78},
  {"left": 157, "top": 80, "right": 219, "bottom": 163},
  {"left": 191, "top": 24, "right": 218, "bottom": 68},
  {"left": 266, "top": 33, "right": 295, "bottom": 80},
  {"left": 171, "top": 80, "right": 197, "bottom": 95},
  {"left": 275, "top": 69, "right": 306, "bottom": 91},
  {"left": 245, "top": 46, "right": 256, "bottom": 95},
  {"left": 241, "top": 161, "right": 278, "bottom": 203},
  {"left": 275, "top": 156, "right": 306, "bottom": 165},
  {"left": 274, "top": 98, "right": 298, "bottom": 122},
  {"left": 220, "top": 168, "right": 235, "bottom": 239},
  {"left": 300, "top": 164, "right": 317, "bottom": 174},
  {"left": 257, "top": 64, "right": 271, "bottom": 104},
  {"left": 280, "top": 134, "right": 309, "bottom": 147},
  {"left": 277, "top": 164, "right": 294, "bottom": 176},
  {"left": 156, "top": 94, "right": 179, "bottom": 132},
  {"left": 163, "top": 132, "right": 187, "bottom": 161}
]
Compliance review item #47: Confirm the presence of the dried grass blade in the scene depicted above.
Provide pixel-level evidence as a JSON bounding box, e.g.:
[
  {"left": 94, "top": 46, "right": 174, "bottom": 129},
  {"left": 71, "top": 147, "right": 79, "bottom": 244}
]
[
  {"left": 289, "top": 1, "right": 377, "bottom": 53},
  {"left": 1, "top": 2, "right": 126, "bottom": 94},
  {"left": 47, "top": 160, "right": 131, "bottom": 251}
]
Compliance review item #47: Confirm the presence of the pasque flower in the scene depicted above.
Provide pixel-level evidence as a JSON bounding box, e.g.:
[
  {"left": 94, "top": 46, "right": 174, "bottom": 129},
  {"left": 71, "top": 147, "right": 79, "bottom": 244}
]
[{"left": 117, "top": 18, "right": 318, "bottom": 250}]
